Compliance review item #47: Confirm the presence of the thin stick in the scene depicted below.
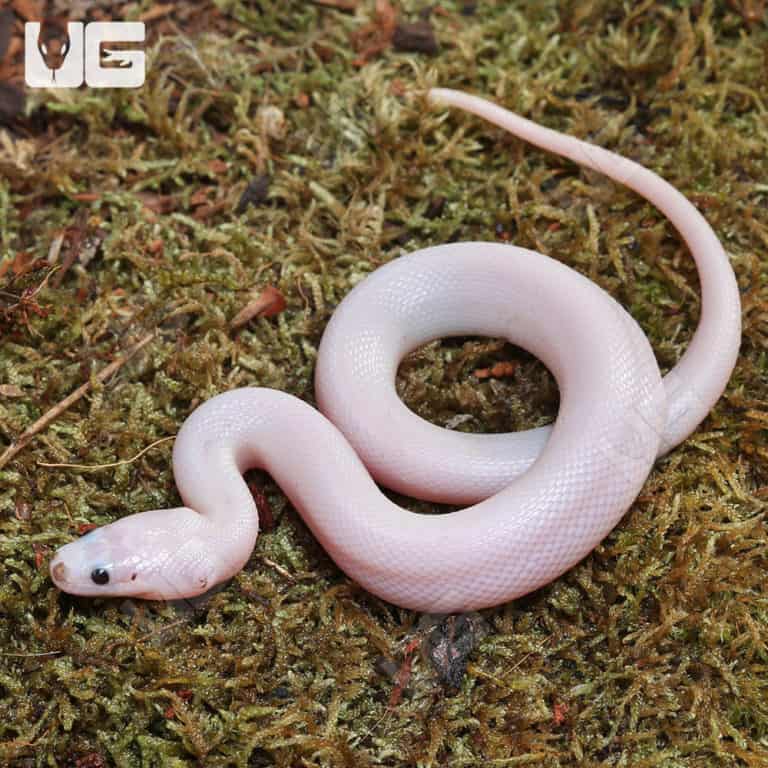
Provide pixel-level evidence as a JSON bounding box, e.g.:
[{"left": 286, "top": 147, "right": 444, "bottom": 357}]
[
  {"left": 0, "top": 331, "right": 156, "bottom": 470},
  {"left": 309, "top": 0, "right": 358, "bottom": 10},
  {"left": 137, "top": 618, "right": 189, "bottom": 643},
  {"left": 37, "top": 435, "right": 175, "bottom": 471}
]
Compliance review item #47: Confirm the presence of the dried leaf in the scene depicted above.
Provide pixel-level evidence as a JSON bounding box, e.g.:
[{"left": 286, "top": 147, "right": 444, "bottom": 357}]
[
  {"left": 392, "top": 20, "right": 439, "bottom": 55},
  {"left": 474, "top": 361, "right": 517, "bottom": 380},
  {"left": 11, "top": 0, "right": 43, "bottom": 22},
  {"left": 139, "top": 3, "right": 176, "bottom": 22},
  {"left": 235, "top": 175, "right": 271, "bottom": 215},
  {"left": 230, "top": 286, "right": 286, "bottom": 329},
  {"left": 190, "top": 187, "right": 213, "bottom": 207},
  {"left": 138, "top": 192, "right": 178, "bottom": 215},
  {"left": 351, "top": 0, "right": 397, "bottom": 65},
  {"left": 0, "top": 251, "right": 43, "bottom": 278},
  {"left": 423, "top": 614, "right": 487, "bottom": 687}
]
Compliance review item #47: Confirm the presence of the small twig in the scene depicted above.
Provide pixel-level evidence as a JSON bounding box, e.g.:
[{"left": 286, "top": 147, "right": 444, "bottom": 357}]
[
  {"left": 258, "top": 555, "right": 296, "bottom": 581},
  {"left": 0, "top": 650, "right": 63, "bottom": 657},
  {"left": 1, "top": 263, "right": 59, "bottom": 307},
  {"left": 296, "top": 276, "right": 311, "bottom": 312},
  {"left": 103, "top": 617, "right": 192, "bottom": 655},
  {"left": 354, "top": 707, "right": 393, "bottom": 747},
  {"left": 257, "top": 555, "right": 319, "bottom": 582},
  {"left": 37, "top": 435, "right": 175, "bottom": 471},
  {"left": 508, "top": 637, "right": 551, "bottom": 674},
  {"left": 310, "top": 0, "right": 358, "bottom": 10},
  {"left": 137, "top": 618, "right": 189, "bottom": 644},
  {"left": 47, "top": 233, "right": 65, "bottom": 263},
  {"left": 0, "top": 332, "right": 157, "bottom": 470}
]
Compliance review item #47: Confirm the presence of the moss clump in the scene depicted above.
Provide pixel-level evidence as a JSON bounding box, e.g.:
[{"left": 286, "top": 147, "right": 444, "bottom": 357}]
[{"left": 1, "top": 1, "right": 767, "bottom": 765}]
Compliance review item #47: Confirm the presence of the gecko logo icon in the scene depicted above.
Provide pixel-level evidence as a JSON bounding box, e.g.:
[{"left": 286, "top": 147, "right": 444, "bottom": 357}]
[{"left": 24, "top": 21, "right": 145, "bottom": 88}]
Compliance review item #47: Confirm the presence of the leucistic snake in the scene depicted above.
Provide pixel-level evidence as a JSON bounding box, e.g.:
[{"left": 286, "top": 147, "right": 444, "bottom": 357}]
[{"left": 50, "top": 89, "right": 741, "bottom": 613}]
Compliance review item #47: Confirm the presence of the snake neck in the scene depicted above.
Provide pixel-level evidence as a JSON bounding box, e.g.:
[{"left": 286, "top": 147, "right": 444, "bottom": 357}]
[{"left": 172, "top": 425, "right": 260, "bottom": 579}]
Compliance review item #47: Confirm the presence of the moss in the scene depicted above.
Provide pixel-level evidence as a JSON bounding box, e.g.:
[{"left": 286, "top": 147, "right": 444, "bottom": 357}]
[{"left": 1, "top": 0, "right": 767, "bottom": 765}]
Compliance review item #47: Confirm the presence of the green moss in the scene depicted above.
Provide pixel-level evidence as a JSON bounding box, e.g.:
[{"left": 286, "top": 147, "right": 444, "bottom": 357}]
[{"left": 1, "top": 1, "right": 767, "bottom": 765}]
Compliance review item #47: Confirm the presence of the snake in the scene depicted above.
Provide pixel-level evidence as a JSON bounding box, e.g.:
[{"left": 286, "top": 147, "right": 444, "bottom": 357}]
[{"left": 49, "top": 89, "right": 741, "bottom": 613}]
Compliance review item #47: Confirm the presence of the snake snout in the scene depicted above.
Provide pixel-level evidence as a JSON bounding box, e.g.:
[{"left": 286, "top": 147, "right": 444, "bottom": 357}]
[{"left": 51, "top": 558, "right": 68, "bottom": 585}]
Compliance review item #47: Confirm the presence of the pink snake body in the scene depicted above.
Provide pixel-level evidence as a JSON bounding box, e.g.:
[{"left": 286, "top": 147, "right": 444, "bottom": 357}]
[{"left": 50, "top": 89, "right": 741, "bottom": 612}]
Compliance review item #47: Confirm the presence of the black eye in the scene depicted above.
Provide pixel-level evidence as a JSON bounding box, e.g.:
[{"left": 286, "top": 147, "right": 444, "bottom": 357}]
[{"left": 91, "top": 567, "right": 110, "bottom": 585}]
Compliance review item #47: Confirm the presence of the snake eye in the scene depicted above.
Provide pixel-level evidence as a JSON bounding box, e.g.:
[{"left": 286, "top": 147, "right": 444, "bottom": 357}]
[{"left": 91, "top": 567, "right": 110, "bottom": 585}]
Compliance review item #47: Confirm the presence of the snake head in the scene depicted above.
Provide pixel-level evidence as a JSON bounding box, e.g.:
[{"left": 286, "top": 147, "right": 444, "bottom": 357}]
[
  {"left": 37, "top": 18, "right": 71, "bottom": 71},
  {"left": 50, "top": 507, "right": 219, "bottom": 600}
]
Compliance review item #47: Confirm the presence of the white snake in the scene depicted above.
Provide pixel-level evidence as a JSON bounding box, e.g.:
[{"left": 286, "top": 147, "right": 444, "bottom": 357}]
[{"left": 50, "top": 89, "right": 741, "bottom": 612}]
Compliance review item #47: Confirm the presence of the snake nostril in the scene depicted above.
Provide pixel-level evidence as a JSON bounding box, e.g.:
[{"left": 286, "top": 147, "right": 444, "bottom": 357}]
[{"left": 51, "top": 560, "right": 68, "bottom": 584}]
